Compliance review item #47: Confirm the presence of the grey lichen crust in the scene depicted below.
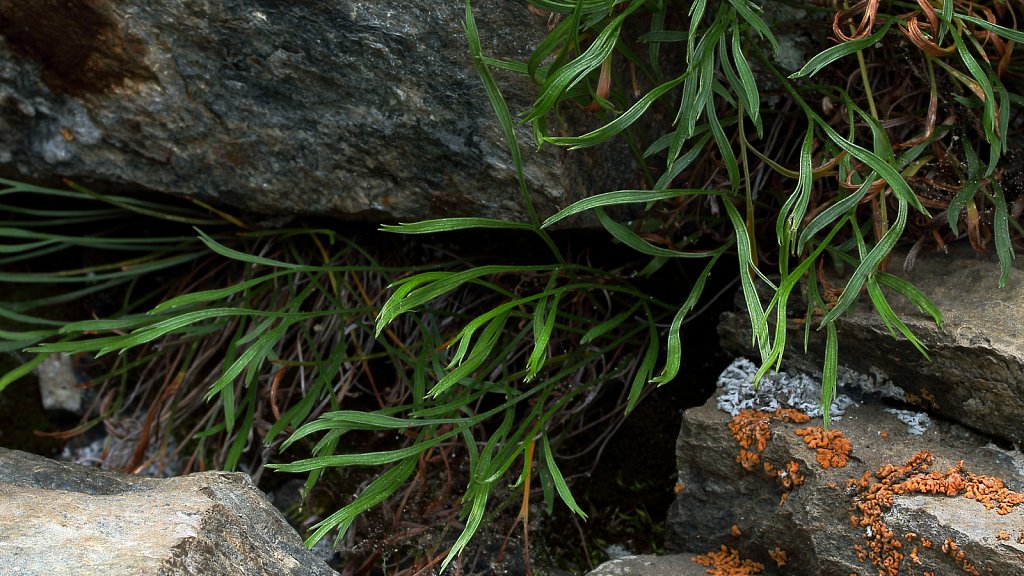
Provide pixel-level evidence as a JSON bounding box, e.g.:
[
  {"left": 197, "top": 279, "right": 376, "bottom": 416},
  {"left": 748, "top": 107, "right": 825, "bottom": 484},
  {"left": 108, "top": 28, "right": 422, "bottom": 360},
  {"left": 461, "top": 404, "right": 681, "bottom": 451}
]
[
  {"left": 716, "top": 357, "right": 903, "bottom": 420},
  {"left": 718, "top": 245, "right": 1024, "bottom": 445}
]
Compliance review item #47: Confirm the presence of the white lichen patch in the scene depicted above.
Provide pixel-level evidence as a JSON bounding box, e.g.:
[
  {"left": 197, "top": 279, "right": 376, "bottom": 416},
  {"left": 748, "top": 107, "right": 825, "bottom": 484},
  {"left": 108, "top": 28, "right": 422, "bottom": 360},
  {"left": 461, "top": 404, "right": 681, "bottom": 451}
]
[
  {"left": 884, "top": 408, "right": 932, "bottom": 435},
  {"left": 603, "top": 543, "right": 634, "bottom": 560},
  {"left": 716, "top": 357, "right": 903, "bottom": 419}
]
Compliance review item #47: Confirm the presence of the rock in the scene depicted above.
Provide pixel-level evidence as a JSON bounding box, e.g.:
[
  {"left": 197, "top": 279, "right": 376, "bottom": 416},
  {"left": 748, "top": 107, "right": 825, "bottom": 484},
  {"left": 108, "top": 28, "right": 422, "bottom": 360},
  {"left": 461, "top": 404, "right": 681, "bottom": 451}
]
[
  {"left": 666, "top": 378, "right": 1024, "bottom": 576},
  {"left": 718, "top": 244, "right": 1024, "bottom": 445},
  {"left": 585, "top": 553, "right": 712, "bottom": 576},
  {"left": 0, "top": 1, "right": 628, "bottom": 224},
  {"left": 0, "top": 447, "right": 338, "bottom": 576},
  {"left": 35, "top": 353, "right": 83, "bottom": 415}
]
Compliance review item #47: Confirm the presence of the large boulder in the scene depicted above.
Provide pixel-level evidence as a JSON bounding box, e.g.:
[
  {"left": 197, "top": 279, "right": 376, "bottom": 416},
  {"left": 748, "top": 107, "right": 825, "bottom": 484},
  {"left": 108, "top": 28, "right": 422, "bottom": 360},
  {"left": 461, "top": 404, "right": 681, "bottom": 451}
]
[
  {"left": 0, "top": 448, "right": 338, "bottom": 575},
  {"left": 665, "top": 371, "right": 1024, "bottom": 575},
  {"left": 719, "top": 244, "right": 1024, "bottom": 445},
  {"left": 0, "top": 1, "right": 626, "bottom": 223}
]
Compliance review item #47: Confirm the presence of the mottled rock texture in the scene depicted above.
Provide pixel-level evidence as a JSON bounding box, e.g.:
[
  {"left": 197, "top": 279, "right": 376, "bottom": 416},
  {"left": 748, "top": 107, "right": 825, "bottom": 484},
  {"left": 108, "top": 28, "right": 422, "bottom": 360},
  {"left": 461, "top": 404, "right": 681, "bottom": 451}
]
[
  {"left": 0, "top": 1, "right": 627, "bottom": 223},
  {"left": 585, "top": 553, "right": 711, "bottom": 576},
  {"left": 667, "top": 388, "right": 1024, "bottom": 575},
  {"left": 0, "top": 448, "right": 338, "bottom": 576},
  {"left": 719, "top": 243, "right": 1024, "bottom": 445}
]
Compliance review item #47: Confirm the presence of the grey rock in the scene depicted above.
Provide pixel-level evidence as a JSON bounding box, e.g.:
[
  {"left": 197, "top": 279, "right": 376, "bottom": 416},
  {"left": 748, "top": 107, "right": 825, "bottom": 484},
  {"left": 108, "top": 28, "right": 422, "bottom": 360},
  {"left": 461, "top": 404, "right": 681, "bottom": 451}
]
[
  {"left": 719, "top": 243, "right": 1024, "bottom": 445},
  {"left": 585, "top": 553, "right": 712, "bottom": 576},
  {"left": 34, "top": 353, "right": 82, "bottom": 415},
  {"left": 0, "top": 1, "right": 628, "bottom": 224},
  {"left": 0, "top": 448, "right": 338, "bottom": 576},
  {"left": 667, "top": 384, "right": 1024, "bottom": 576}
]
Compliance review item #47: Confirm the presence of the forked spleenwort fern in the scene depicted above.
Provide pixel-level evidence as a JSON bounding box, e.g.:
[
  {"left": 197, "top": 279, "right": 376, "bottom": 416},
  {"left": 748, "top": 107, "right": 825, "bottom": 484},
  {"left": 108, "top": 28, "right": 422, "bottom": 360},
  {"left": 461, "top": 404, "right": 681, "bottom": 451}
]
[
  {"left": 364, "top": 0, "right": 1021, "bottom": 567},
  {"left": 3, "top": 1, "right": 1021, "bottom": 570}
]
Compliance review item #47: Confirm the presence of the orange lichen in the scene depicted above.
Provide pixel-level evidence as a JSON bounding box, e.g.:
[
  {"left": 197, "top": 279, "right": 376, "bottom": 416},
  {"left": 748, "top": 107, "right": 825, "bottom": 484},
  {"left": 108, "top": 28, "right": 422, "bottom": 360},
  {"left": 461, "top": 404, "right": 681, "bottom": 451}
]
[
  {"left": 729, "top": 410, "right": 772, "bottom": 471},
  {"left": 996, "top": 530, "right": 1010, "bottom": 541},
  {"left": 785, "top": 460, "right": 805, "bottom": 486},
  {"left": 962, "top": 471, "right": 1024, "bottom": 514},
  {"left": 795, "top": 426, "right": 852, "bottom": 468},
  {"left": 731, "top": 524, "right": 742, "bottom": 538},
  {"left": 762, "top": 459, "right": 805, "bottom": 504},
  {"left": 941, "top": 538, "right": 981, "bottom": 576},
  {"left": 849, "top": 450, "right": 1024, "bottom": 575},
  {"left": 879, "top": 431, "right": 890, "bottom": 438},
  {"left": 728, "top": 409, "right": 812, "bottom": 503},
  {"left": 675, "top": 481, "right": 686, "bottom": 494},
  {"left": 773, "top": 407, "right": 811, "bottom": 424},
  {"left": 692, "top": 545, "right": 765, "bottom": 576},
  {"left": 848, "top": 451, "right": 932, "bottom": 574},
  {"left": 737, "top": 448, "right": 762, "bottom": 471},
  {"left": 768, "top": 547, "right": 788, "bottom": 567}
]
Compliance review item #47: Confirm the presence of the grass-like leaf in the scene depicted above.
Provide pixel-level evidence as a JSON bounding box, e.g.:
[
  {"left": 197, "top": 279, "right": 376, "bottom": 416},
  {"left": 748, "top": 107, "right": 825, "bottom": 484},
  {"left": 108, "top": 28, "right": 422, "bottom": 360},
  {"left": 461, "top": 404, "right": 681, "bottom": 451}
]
[
  {"left": 0, "top": 353, "right": 46, "bottom": 395},
  {"left": 376, "top": 265, "right": 554, "bottom": 333},
  {"left": 821, "top": 322, "right": 838, "bottom": 428},
  {"left": 723, "top": 199, "right": 770, "bottom": 361},
  {"left": 821, "top": 197, "right": 909, "bottom": 325},
  {"left": 305, "top": 458, "right": 418, "bottom": 547},
  {"left": 541, "top": 73, "right": 687, "bottom": 149},
  {"left": 789, "top": 21, "right": 893, "bottom": 79},
  {"left": 542, "top": 189, "right": 721, "bottom": 228},
  {"left": 525, "top": 1, "right": 644, "bottom": 124},
  {"left": 541, "top": 433, "right": 586, "bottom": 519},
  {"left": 866, "top": 277, "right": 928, "bottom": 358},
  {"left": 875, "top": 272, "right": 944, "bottom": 328},
  {"left": 381, "top": 218, "right": 535, "bottom": 234},
  {"left": 990, "top": 181, "right": 1015, "bottom": 288}
]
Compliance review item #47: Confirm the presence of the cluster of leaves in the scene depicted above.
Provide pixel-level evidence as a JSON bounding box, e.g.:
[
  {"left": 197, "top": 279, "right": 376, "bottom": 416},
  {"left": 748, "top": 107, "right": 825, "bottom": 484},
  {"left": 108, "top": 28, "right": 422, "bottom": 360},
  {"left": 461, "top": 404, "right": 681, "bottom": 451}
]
[
  {"left": 0, "top": 179, "right": 676, "bottom": 572},
  {"left": 363, "top": 0, "right": 1023, "bottom": 567},
  {"left": 0, "top": 179, "right": 218, "bottom": 387},
  {"left": 514, "top": 0, "right": 1024, "bottom": 414}
]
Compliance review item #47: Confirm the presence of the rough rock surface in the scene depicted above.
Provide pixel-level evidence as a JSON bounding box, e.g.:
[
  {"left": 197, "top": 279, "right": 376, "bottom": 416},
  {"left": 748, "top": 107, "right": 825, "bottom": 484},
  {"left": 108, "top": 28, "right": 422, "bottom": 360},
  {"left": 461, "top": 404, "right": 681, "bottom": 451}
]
[
  {"left": 0, "top": 1, "right": 627, "bottom": 223},
  {"left": 719, "top": 244, "right": 1024, "bottom": 445},
  {"left": 0, "top": 447, "right": 338, "bottom": 576},
  {"left": 666, "top": 386, "right": 1024, "bottom": 575},
  {"left": 585, "top": 553, "right": 711, "bottom": 576}
]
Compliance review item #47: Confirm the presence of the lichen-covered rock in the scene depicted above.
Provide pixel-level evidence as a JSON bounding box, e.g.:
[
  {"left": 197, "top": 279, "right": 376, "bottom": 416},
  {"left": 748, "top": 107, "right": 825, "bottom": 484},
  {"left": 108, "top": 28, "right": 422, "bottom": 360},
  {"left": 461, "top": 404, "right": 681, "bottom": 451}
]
[
  {"left": 667, "top": 382, "right": 1024, "bottom": 576},
  {"left": 718, "top": 244, "right": 1024, "bottom": 445},
  {"left": 0, "top": 1, "right": 628, "bottom": 224},
  {"left": 0, "top": 448, "right": 338, "bottom": 576}
]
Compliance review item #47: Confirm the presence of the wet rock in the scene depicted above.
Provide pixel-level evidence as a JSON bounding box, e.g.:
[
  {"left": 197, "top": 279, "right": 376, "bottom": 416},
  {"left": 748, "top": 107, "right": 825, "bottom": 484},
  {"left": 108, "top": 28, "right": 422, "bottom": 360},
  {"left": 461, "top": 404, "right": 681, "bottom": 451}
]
[
  {"left": 666, "top": 381, "right": 1024, "bottom": 575},
  {"left": 719, "top": 243, "right": 1024, "bottom": 445},
  {"left": 0, "top": 448, "right": 338, "bottom": 576},
  {"left": 0, "top": 1, "right": 628, "bottom": 225}
]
